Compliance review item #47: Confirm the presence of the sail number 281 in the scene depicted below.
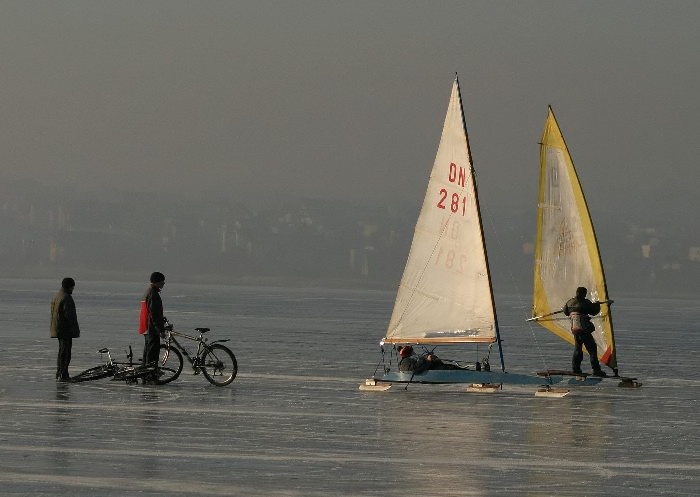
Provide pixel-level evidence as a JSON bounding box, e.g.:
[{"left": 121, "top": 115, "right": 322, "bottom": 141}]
[
  {"left": 436, "top": 162, "right": 471, "bottom": 215},
  {"left": 437, "top": 189, "right": 469, "bottom": 215}
]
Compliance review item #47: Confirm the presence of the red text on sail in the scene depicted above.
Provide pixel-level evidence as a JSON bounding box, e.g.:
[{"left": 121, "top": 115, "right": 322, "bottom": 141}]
[{"left": 437, "top": 162, "right": 472, "bottom": 215}]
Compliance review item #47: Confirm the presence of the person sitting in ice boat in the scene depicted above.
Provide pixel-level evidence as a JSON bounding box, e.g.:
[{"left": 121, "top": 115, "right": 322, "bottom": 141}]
[
  {"left": 397, "top": 345, "right": 458, "bottom": 373},
  {"left": 398, "top": 345, "right": 430, "bottom": 374},
  {"left": 563, "top": 286, "right": 607, "bottom": 377}
]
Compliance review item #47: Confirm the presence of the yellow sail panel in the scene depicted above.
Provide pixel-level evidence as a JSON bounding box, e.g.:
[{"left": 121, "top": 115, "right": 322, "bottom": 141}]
[
  {"left": 532, "top": 107, "right": 617, "bottom": 369},
  {"left": 383, "top": 78, "right": 498, "bottom": 344}
]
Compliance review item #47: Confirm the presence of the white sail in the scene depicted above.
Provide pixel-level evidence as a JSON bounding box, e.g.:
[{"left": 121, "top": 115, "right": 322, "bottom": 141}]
[
  {"left": 383, "top": 77, "right": 497, "bottom": 344},
  {"left": 532, "top": 107, "right": 617, "bottom": 370}
]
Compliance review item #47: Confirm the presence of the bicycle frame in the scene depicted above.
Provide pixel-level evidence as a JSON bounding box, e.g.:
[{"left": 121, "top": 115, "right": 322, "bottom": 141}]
[
  {"left": 72, "top": 346, "right": 154, "bottom": 383},
  {"left": 155, "top": 317, "right": 237, "bottom": 386},
  {"left": 97, "top": 345, "right": 136, "bottom": 368},
  {"left": 161, "top": 328, "right": 230, "bottom": 373}
]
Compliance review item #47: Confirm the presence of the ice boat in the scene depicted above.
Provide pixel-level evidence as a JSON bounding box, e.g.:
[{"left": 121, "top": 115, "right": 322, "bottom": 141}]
[
  {"left": 529, "top": 107, "right": 640, "bottom": 387},
  {"left": 361, "top": 77, "right": 567, "bottom": 392},
  {"left": 360, "top": 82, "right": 639, "bottom": 393}
]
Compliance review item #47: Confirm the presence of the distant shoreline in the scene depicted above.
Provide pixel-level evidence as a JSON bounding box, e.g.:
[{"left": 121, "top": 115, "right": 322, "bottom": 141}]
[
  {"left": 2, "top": 269, "right": 695, "bottom": 300},
  {"left": 0, "top": 268, "right": 398, "bottom": 292}
]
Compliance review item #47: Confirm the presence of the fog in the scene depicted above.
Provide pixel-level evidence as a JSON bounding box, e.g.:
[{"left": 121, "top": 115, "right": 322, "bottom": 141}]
[{"left": 1, "top": 1, "right": 699, "bottom": 292}]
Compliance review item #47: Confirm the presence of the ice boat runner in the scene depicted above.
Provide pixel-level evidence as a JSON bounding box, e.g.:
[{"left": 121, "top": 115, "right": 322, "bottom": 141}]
[
  {"left": 361, "top": 76, "right": 562, "bottom": 391},
  {"left": 528, "top": 107, "right": 640, "bottom": 387}
]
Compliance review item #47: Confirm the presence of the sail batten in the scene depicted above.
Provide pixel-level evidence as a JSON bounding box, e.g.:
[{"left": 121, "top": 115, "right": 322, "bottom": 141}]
[
  {"left": 382, "top": 337, "right": 497, "bottom": 344},
  {"left": 383, "top": 77, "right": 498, "bottom": 345},
  {"left": 532, "top": 107, "right": 617, "bottom": 370}
]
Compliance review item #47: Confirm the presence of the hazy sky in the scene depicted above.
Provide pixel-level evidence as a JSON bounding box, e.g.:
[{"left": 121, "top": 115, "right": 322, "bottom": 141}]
[{"left": 2, "top": 1, "right": 699, "bottom": 228}]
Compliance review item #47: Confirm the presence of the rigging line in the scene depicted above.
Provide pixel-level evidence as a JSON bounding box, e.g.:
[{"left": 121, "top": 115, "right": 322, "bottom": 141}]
[
  {"left": 404, "top": 370, "right": 417, "bottom": 390},
  {"left": 388, "top": 211, "right": 450, "bottom": 337},
  {"left": 371, "top": 346, "right": 386, "bottom": 376},
  {"left": 478, "top": 201, "right": 552, "bottom": 374}
]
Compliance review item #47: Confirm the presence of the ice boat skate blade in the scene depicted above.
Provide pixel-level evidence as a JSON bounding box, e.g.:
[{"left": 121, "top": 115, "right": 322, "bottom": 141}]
[
  {"left": 466, "top": 383, "right": 500, "bottom": 393},
  {"left": 359, "top": 379, "right": 392, "bottom": 391}
]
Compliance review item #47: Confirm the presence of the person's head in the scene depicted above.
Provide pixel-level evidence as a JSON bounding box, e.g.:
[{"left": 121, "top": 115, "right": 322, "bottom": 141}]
[
  {"left": 150, "top": 272, "right": 166, "bottom": 289},
  {"left": 61, "top": 277, "right": 75, "bottom": 293},
  {"left": 576, "top": 286, "right": 587, "bottom": 298},
  {"left": 399, "top": 345, "right": 413, "bottom": 358}
]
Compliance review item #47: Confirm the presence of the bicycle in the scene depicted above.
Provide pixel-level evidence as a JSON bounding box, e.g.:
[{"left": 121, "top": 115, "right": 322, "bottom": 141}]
[
  {"left": 71, "top": 346, "right": 163, "bottom": 383},
  {"left": 158, "top": 319, "right": 238, "bottom": 386}
]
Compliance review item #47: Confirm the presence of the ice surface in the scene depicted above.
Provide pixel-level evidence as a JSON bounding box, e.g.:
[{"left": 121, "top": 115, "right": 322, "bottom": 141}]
[{"left": 0, "top": 279, "right": 697, "bottom": 496}]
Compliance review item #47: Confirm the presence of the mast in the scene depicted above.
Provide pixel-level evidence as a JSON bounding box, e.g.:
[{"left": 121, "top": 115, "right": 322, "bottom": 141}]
[
  {"left": 548, "top": 107, "right": 617, "bottom": 371},
  {"left": 455, "top": 75, "right": 505, "bottom": 371},
  {"left": 533, "top": 106, "right": 617, "bottom": 371}
]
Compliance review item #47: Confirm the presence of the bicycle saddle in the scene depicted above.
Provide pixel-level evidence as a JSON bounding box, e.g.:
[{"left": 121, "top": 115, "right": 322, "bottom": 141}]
[
  {"left": 195, "top": 327, "right": 210, "bottom": 333},
  {"left": 98, "top": 348, "right": 109, "bottom": 354}
]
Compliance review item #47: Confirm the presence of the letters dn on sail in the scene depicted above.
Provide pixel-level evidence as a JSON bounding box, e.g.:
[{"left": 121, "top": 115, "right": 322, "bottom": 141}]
[{"left": 437, "top": 162, "right": 473, "bottom": 216}]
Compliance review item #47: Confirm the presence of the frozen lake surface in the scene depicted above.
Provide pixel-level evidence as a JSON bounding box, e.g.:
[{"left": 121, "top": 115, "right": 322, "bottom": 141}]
[{"left": 0, "top": 279, "right": 697, "bottom": 496}]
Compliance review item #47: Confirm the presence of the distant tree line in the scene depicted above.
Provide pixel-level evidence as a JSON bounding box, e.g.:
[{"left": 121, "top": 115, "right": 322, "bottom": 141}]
[{"left": 1, "top": 179, "right": 699, "bottom": 295}]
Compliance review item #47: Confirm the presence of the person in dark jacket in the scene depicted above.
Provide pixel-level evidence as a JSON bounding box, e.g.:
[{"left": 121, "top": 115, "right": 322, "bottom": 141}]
[
  {"left": 50, "top": 277, "right": 80, "bottom": 382},
  {"left": 142, "top": 272, "right": 166, "bottom": 383},
  {"left": 397, "top": 345, "right": 453, "bottom": 374},
  {"left": 563, "top": 286, "right": 606, "bottom": 377},
  {"left": 398, "top": 345, "right": 430, "bottom": 374}
]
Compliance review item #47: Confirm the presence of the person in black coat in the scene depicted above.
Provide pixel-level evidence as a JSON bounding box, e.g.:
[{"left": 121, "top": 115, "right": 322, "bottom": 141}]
[
  {"left": 563, "top": 286, "right": 606, "bottom": 376},
  {"left": 398, "top": 345, "right": 430, "bottom": 374},
  {"left": 50, "top": 277, "right": 80, "bottom": 382},
  {"left": 397, "top": 345, "right": 457, "bottom": 373},
  {"left": 142, "top": 272, "right": 166, "bottom": 383}
]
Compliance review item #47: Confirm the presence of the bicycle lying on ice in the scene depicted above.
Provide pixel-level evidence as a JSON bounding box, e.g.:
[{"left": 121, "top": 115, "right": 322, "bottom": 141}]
[
  {"left": 71, "top": 346, "right": 164, "bottom": 383},
  {"left": 157, "top": 318, "right": 238, "bottom": 386}
]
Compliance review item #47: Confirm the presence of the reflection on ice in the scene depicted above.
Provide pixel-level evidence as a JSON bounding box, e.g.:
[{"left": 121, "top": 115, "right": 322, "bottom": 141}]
[{"left": 0, "top": 282, "right": 697, "bottom": 496}]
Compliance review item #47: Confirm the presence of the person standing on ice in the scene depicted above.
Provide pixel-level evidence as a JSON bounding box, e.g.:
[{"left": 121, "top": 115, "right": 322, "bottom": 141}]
[
  {"left": 50, "top": 277, "right": 80, "bottom": 382},
  {"left": 141, "top": 272, "right": 166, "bottom": 384},
  {"left": 563, "top": 286, "right": 607, "bottom": 377}
]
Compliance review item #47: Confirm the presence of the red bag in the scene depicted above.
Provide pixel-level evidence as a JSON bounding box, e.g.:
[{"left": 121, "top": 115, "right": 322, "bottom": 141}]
[{"left": 138, "top": 299, "right": 148, "bottom": 334}]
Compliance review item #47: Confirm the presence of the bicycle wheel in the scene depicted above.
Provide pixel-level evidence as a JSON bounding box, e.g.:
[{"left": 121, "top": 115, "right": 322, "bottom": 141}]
[
  {"left": 71, "top": 364, "right": 114, "bottom": 382},
  {"left": 201, "top": 344, "right": 237, "bottom": 386},
  {"left": 156, "top": 344, "right": 183, "bottom": 384}
]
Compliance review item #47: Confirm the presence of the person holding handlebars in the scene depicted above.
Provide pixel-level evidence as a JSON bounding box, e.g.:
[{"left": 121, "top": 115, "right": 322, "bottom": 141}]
[{"left": 142, "top": 272, "right": 166, "bottom": 384}]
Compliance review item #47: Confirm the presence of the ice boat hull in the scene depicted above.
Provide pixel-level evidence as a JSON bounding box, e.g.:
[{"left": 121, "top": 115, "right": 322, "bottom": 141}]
[
  {"left": 374, "top": 368, "right": 634, "bottom": 387},
  {"left": 375, "top": 369, "right": 565, "bottom": 386},
  {"left": 537, "top": 369, "right": 642, "bottom": 388}
]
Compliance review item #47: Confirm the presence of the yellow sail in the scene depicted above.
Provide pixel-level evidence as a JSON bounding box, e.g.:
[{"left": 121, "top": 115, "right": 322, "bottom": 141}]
[{"left": 532, "top": 107, "right": 617, "bottom": 370}]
